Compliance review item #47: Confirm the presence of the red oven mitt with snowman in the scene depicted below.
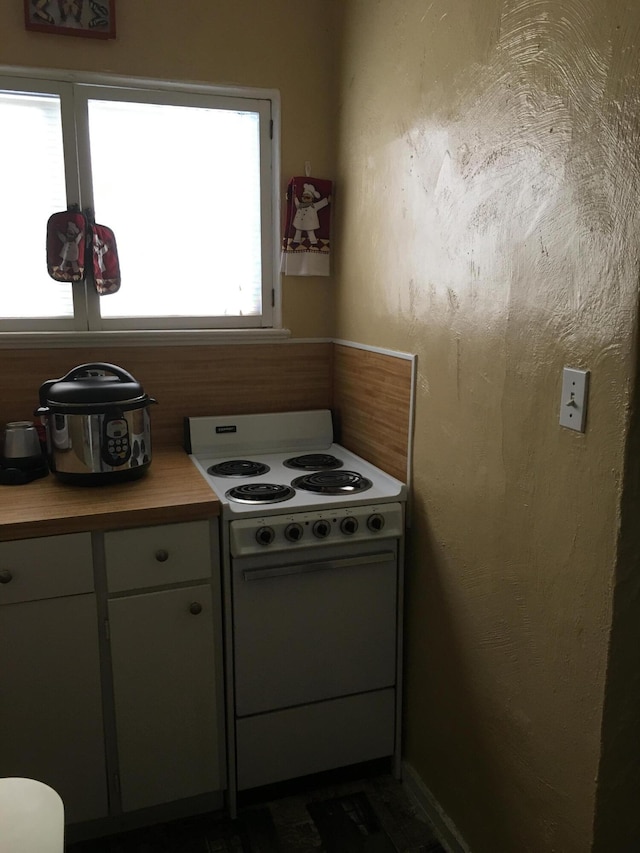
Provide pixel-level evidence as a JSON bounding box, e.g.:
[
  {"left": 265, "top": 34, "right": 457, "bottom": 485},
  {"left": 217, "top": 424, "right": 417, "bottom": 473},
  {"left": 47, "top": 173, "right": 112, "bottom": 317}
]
[
  {"left": 46, "top": 209, "right": 120, "bottom": 294},
  {"left": 89, "top": 222, "right": 121, "bottom": 295},
  {"left": 46, "top": 210, "right": 87, "bottom": 282}
]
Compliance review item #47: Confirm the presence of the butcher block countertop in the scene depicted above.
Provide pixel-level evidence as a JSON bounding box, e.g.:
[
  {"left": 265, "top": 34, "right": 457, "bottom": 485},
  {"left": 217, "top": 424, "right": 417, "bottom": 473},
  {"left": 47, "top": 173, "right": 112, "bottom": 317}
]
[{"left": 0, "top": 449, "right": 220, "bottom": 542}]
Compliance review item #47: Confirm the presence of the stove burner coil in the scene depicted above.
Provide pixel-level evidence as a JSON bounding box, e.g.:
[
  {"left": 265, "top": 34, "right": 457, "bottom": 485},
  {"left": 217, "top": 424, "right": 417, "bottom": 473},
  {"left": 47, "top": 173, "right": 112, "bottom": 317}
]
[
  {"left": 283, "top": 453, "right": 343, "bottom": 471},
  {"left": 291, "top": 470, "right": 372, "bottom": 495},
  {"left": 225, "top": 482, "right": 295, "bottom": 504},
  {"left": 207, "top": 460, "right": 270, "bottom": 478}
]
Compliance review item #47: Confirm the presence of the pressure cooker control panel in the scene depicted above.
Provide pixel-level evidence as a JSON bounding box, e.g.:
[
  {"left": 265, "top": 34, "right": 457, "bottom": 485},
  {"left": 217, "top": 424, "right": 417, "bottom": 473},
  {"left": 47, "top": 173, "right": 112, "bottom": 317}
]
[{"left": 102, "top": 414, "right": 131, "bottom": 467}]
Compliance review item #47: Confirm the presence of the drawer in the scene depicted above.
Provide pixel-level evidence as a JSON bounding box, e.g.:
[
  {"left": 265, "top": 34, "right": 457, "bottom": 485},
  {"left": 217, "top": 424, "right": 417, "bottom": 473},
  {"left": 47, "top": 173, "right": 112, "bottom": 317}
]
[
  {"left": 236, "top": 688, "right": 396, "bottom": 790},
  {"left": 105, "top": 521, "right": 214, "bottom": 592},
  {"left": 0, "top": 533, "right": 94, "bottom": 605}
]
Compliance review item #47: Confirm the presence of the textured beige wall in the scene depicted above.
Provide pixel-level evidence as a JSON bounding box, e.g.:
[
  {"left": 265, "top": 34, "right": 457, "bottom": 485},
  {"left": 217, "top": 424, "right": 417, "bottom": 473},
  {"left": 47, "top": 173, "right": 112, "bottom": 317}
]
[
  {"left": 334, "top": 1, "right": 640, "bottom": 851},
  {"left": 0, "top": 1, "right": 338, "bottom": 338},
  {"left": 5, "top": 3, "right": 640, "bottom": 849}
]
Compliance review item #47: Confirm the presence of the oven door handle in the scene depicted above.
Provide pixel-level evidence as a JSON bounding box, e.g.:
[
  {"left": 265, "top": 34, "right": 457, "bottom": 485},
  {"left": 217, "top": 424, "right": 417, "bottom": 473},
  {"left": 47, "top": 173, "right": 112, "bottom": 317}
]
[{"left": 242, "top": 550, "right": 396, "bottom": 582}]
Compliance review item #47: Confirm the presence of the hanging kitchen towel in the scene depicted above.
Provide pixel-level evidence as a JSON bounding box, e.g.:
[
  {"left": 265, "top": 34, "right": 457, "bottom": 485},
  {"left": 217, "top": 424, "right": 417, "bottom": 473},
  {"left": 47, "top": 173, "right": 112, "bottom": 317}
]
[
  {"left": 89, "top": 222, "right": 121, "bottom": 295},
  {"left": 46, "top": 209, "right": 87, "bottom": 282},
  {"left": 280, "top": 176, "right": 332, "bottom": 276}
]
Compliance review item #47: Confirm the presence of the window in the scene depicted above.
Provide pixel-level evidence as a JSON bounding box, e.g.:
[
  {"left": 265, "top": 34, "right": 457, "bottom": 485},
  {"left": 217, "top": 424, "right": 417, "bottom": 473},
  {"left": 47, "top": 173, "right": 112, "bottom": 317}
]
[{"left": 0, "top": 69, "right": 278, "bottom": 333}]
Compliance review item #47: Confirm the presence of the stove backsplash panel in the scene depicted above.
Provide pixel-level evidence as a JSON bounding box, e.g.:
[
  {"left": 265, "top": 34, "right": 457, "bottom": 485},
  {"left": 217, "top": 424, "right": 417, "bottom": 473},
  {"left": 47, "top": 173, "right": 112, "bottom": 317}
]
[{"left": 333, "top": 344, "right": 413, "bottom": 484}]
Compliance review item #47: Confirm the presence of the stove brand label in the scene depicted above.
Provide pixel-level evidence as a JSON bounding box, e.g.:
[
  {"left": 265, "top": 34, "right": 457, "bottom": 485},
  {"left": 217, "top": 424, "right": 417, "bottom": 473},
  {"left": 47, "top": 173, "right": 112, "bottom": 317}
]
[{"left": 215, "top": 425, "right": 237, "bottom": 434}]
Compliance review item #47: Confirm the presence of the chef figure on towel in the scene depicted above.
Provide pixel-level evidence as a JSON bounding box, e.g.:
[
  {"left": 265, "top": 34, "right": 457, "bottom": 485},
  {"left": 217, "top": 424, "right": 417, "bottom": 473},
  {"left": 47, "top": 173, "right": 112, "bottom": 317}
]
[{"left": 292, "top": 182, "right": 330, "bottom": 247}]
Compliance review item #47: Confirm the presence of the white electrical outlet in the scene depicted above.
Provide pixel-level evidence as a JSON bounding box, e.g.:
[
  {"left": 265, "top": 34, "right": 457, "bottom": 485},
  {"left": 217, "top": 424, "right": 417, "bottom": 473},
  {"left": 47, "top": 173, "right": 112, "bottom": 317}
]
[{"left": 559, "top": 368, "right": 589, "bottom": 432}]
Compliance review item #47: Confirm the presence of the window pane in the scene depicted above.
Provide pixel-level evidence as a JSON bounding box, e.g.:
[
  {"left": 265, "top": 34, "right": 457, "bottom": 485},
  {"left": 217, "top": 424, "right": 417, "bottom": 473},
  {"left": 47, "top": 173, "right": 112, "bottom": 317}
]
[
  {"left": 0, "top": 91, "right": 73, "bottom": 318},
  {"left": 87, "top": 99, "right": 263, "bottom": 319}
]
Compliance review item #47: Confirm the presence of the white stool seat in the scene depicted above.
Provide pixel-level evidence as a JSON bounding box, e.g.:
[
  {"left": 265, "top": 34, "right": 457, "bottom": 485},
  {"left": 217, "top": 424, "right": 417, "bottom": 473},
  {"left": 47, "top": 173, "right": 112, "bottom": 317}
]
[{"left": 0, "top": 778, "right": 64, "bottom": 853}]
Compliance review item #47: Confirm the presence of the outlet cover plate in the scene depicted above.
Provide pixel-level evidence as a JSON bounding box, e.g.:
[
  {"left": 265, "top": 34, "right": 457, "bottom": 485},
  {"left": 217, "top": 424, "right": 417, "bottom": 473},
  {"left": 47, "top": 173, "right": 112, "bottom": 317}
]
[{"left": 559, "top": 368, "right": 589, "bottom": 432}]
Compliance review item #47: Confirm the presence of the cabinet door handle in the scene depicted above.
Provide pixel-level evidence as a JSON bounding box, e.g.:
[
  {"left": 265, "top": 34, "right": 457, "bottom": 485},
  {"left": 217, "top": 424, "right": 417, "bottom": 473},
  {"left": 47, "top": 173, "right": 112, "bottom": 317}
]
[
  {"left": 155, "top": 549, "right": 169, "bottom": 563},
  {"left": 189, "top": 602, "right": 203, "bottom": 615},
  {"left": 0, "top": 569, "right": 12, "bottom": 584}
]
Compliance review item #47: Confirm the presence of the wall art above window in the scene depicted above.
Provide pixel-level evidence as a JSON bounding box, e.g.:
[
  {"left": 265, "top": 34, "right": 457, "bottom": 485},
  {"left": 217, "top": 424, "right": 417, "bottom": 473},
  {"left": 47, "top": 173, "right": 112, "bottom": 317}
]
[{"left": 24, "top": 0, "right": 116, "bottom": 39}]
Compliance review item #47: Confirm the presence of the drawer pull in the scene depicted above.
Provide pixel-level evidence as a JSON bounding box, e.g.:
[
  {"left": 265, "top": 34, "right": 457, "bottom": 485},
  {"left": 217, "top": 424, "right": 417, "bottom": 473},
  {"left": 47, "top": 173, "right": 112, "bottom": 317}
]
[
  {"left": 189, "top": 602, "right": 203, "bottom": 616},
  {"left": 0, "top": 569, "right": 12, "bottom": 584},
  {"left": 155, "top": 549, "right": 169, "bottom": 563}
]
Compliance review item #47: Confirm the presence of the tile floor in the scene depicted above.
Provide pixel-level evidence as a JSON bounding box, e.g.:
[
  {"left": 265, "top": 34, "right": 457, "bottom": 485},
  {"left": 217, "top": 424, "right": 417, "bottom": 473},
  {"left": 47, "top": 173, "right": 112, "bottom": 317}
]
[{"left": 67, "top": 768, "right": 448, "bottom": 852}]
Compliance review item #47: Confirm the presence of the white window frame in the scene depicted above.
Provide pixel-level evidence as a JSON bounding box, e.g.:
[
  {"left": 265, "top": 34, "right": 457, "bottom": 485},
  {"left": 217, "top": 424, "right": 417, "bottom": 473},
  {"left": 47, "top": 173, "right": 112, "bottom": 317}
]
[{"left": 0, "top": 66, "right": 282, "bottom": 342}]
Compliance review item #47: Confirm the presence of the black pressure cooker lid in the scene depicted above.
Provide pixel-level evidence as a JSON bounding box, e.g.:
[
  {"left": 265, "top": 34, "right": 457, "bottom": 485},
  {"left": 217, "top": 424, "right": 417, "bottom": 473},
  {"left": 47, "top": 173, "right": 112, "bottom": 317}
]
[{"left": 38, "top": 363, "right": 152, "bottom": 409}]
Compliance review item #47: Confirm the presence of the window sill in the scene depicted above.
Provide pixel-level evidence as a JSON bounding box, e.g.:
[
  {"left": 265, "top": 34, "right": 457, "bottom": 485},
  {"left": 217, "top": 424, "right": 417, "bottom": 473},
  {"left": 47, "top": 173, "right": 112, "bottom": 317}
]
[{"left": 0, "top": 328, "right": 292, "bottom": 349}]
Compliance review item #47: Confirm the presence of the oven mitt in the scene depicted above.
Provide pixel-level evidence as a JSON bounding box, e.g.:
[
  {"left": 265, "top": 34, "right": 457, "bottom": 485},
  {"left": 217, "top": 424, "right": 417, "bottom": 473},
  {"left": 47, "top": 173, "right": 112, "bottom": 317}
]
[
  {"left": 90, "top": 223, "right": 121, "bottom": 295},
  {"left": 46, "top": 210, "right": 87, "bottom": 282}
]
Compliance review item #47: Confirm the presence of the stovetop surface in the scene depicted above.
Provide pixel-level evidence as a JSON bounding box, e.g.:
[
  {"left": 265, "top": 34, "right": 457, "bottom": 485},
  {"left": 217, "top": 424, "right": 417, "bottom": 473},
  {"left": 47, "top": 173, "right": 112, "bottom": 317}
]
[{"left": 190, "top": 442, "right": 406, "bottom": 518}]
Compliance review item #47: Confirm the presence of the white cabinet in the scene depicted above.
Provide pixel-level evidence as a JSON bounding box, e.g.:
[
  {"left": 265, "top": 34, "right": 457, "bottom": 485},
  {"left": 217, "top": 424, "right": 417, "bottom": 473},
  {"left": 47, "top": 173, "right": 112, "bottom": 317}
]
[
  {"left": 0, "top": 518, "right": 224, "bottom": 831},
  {"left": 0, "top": 534, "right": 108, "bottom": 824},
  {"left": 105, "top": 521, "right": 224, "bottom": 813}
]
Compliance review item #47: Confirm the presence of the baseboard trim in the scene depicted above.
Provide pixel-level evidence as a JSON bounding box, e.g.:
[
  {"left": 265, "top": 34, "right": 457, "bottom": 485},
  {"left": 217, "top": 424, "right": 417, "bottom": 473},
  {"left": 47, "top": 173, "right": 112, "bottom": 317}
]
[{"left": 402, "top": 761, "right": 472, "bottom": 853}]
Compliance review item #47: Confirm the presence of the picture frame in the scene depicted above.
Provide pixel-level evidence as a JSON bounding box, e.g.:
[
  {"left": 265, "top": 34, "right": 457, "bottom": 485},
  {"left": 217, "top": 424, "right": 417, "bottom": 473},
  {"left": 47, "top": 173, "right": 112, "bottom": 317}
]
[{"left": 24, "top": 0, "right": 116, "bottom": 40}]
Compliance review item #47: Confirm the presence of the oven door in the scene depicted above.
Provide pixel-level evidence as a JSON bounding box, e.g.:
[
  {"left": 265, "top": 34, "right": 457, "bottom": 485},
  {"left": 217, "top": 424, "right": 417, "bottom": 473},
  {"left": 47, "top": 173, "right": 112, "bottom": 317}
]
[{"left": 232, "top": 539, "right": 398, "bottom": 717}]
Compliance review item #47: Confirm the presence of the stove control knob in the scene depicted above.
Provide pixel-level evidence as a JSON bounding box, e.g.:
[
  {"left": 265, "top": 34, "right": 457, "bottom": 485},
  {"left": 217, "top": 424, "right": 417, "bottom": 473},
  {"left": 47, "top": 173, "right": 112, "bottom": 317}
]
[
  {"left": 285, "top": 523, "right": 303, "bottom": 542},
  {"left": 340, "top": 517, "right": 358, "bottom": 535},
  {"left": 256, "top": 526, "right": 275, "bottom": 546},
  {"left": 367, "top": 513, "right": 385, "bottom": 532},
  {"left": 313, "top": 519, "right": 331, "bottom": 539}
]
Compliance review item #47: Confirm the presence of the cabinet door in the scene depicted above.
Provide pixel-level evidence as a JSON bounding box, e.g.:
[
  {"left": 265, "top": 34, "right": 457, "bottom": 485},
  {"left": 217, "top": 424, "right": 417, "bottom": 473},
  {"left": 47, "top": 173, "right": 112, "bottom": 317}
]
[
  {"left": 108, "top": 584, "right": 222, "bottom": 812},
  {"left": 0, "top": 594, "right": 108, "bottom": 824}
]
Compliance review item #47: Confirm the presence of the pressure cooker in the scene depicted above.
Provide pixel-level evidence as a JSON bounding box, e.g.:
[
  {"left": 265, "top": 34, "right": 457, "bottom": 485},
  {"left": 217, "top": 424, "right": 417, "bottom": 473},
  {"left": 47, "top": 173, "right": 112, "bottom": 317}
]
[{"left": 35, "top": 363, "right": 156, "bottom": 484}]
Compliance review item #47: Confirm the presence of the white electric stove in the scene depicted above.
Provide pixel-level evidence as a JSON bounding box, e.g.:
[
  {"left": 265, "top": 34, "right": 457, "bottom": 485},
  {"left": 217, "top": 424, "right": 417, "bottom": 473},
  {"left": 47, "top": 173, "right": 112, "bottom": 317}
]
[{"left": 184, "top": 410, "right": 406, "bottom": 814}]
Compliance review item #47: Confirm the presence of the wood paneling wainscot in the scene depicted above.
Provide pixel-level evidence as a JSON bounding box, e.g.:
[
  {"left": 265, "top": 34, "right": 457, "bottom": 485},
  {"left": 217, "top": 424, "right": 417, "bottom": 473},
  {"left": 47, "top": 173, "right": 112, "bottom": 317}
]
[
  {"left": 0, "top": 341, "right": 414, "bottom": 480},
  {"left": 332, "top": 344, "right": 413, "bottom": 484},
  {"left": 0, "top": 342, "right": 333, "bottom": 449}
]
